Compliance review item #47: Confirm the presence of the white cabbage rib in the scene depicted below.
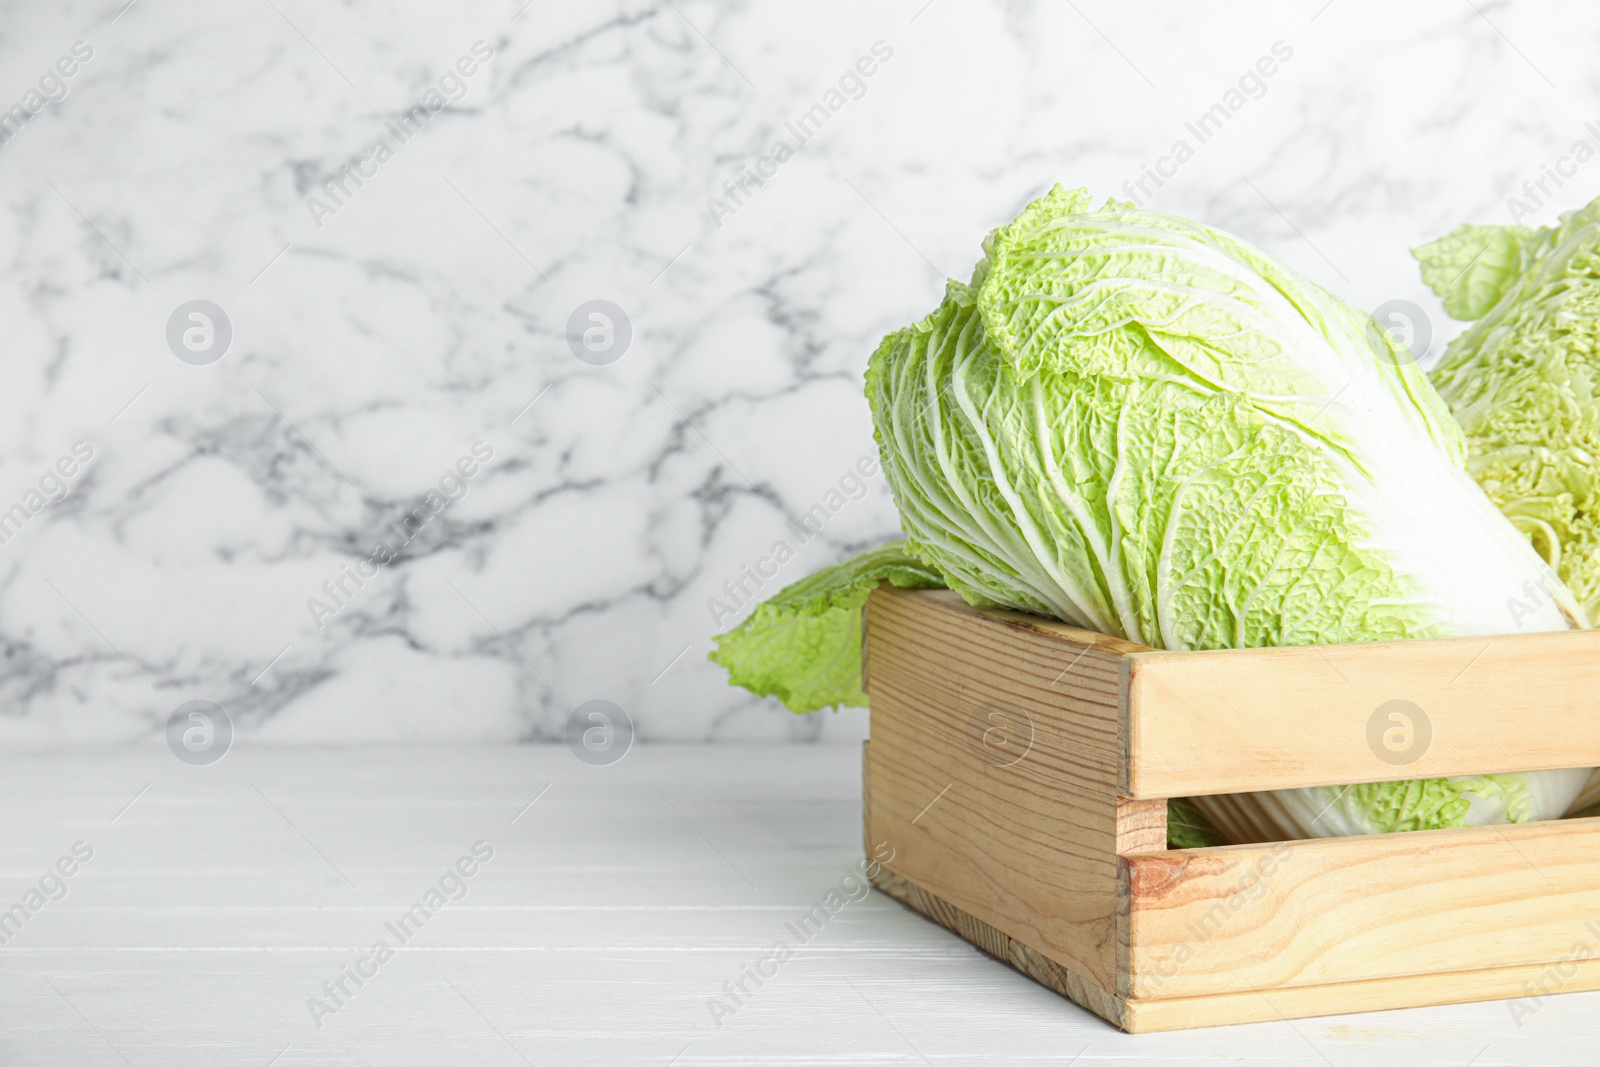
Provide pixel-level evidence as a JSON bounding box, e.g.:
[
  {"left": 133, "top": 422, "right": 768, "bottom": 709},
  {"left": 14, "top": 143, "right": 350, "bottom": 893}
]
[{"left": 1202, "top": 769, "right": 1593, "bottom": 843}]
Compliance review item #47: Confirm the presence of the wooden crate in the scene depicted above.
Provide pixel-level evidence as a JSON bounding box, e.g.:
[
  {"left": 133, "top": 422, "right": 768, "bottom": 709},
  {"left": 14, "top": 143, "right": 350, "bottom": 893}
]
[{"left": 861, "top": 586, "right": 1600, "bottom": 1033}]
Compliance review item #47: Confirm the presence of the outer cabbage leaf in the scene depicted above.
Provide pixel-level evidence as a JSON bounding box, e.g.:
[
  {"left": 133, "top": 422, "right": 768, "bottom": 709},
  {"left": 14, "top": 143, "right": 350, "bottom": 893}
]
[
  {"left": 708, "top": 541, "right": 943, "bottom": 713},
  {"left": 1165, "top": 796, "right": 1228, "bottom": 849},
  {"left": 1414, "top": 223, "right": 1536, "bottom": 321}
]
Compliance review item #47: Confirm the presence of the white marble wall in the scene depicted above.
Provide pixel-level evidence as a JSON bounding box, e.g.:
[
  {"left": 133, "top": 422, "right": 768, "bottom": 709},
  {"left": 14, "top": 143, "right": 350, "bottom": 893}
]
[{"left": 0, "top": 0, "right": 1594, "bottom": 745}]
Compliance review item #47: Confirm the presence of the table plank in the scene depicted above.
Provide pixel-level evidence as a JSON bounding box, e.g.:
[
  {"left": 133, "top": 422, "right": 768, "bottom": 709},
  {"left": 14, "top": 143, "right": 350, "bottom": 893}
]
[{"left": 0, "top": 745, "right": 1594, "bottom": 1064}]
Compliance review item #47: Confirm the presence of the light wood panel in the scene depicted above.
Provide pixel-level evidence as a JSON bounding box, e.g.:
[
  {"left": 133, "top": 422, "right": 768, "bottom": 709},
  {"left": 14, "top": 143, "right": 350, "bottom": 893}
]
[
  {"left": 1125, "top": 631, "right": 1600, "bottom": 798},
  {"left": 870, "top": 844, "right": 1600, "bottom": 1034},
  {"left": 1125, "top": 817, "right": 1600, "bottom": 999},
  {"left": 1120, "top": 956, "right": 1600, "bottom": 1033},
  {"left": 870, "top": 861, "right": 1130, "bottom": 1027},
  {"left": 864, "top": 586, "right": 1144, "bottom": 993}
]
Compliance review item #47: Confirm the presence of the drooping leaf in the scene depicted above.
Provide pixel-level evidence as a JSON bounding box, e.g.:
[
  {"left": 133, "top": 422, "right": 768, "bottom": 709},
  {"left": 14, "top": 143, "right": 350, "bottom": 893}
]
[{"left": 708, "top": 541, "right": 943, "bottom": 714}]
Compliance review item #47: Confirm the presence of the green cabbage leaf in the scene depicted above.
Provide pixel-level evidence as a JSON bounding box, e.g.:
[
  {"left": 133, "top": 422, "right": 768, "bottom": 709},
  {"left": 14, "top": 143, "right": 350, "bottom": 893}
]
[
  {"left": 1419, "top": 199, "right": 1600, "bottom": 625},
  {"left": 708, "top": 541, "right": 943, "bottom": 714}
]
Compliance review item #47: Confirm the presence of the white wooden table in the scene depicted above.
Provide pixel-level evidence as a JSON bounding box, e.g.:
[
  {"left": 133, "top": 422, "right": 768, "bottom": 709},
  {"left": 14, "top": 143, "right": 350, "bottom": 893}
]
[{"left": 2, "top": 744, "right": 1593, "bottom": 1065}]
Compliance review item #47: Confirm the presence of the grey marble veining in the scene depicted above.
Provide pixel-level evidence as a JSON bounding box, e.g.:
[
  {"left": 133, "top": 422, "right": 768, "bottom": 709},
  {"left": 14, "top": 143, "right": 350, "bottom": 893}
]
[{"left": 0, "top": 0, "right": 1596, "bottom": 745}]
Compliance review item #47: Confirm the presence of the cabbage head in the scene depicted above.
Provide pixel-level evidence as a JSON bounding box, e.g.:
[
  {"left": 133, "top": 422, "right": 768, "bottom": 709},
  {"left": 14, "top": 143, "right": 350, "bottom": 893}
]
[
  {"left": 715, "top": 185, "right": 1592, "bottom": 843},
  {"left": 1418, "top": 199, "right": 1600, "bottom": 625}
]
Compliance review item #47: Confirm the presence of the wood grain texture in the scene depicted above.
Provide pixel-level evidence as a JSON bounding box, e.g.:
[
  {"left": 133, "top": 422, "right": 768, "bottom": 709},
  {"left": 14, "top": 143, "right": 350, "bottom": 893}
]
[
  {"left": 869, "top": 863, "right": 1129, "bottom": 1029},
  {"left": 1115, "top": 799, "right": 1168, "bottom": 856},
  {"left": 11, "top": 743, "right": 1183, "bottom": 1064},
  {"left": 1126, "top": 818, "right": 1600, "bottom": 999},
  {"left": 1125, "top": 631, "right": 1600, "bottom": 798},
  {"left": 1118, "top": 956, "right": 1600, "bottom": 1034},
  {"left": 11, "top": 744, "right": 1600, "bottom": 1057},
  {"left": 864, "top": 739, "right": 1127, "bottom": 1029},
  {"left": 864, "top": 586, "right": 1136, "bottom": 992}
]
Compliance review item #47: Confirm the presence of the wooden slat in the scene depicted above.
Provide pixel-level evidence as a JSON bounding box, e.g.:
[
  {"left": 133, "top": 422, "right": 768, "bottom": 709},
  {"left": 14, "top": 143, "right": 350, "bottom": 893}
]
[
  {"left": 868, "top": 852, "right": 1600, "bottom": 1034},
  {"left": 1125, "top": 631, "right": 1600, "bottom": 797},
  {"left": 1124, "top": 817, "right": 1600, "bottom": 1000},
  {"left": 1122, "top": 956, "right": 1600, "bottom": 1033},
  {"left": 864, "top": 587, "right": 1132, "bottom": 992}
]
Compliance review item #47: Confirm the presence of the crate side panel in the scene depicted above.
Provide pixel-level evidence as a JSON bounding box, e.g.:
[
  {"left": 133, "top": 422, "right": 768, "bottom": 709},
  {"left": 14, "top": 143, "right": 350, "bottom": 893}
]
[
  {"left": 869, "top": 865, "right": 1128, "bottom": 1028},
  {"left": 1126, "top": 631, "right": 1600, "bottom": 797},
  {"left": 866, "top": 587, "right": 1129, "bottom": 991},
  {"left": 1124, "top": 818, "right": 1600, "bottom": 999}
]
